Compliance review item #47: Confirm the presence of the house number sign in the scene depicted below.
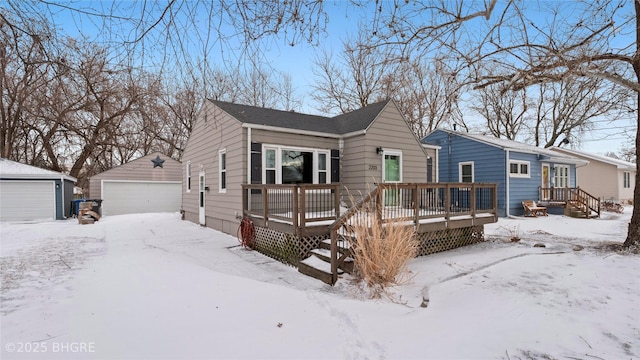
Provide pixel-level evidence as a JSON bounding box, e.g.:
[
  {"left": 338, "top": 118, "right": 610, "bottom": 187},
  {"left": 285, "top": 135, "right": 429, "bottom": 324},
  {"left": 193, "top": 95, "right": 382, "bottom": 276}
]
[{"left": 368, "top": 164, "right": 378, "bottom": 171}]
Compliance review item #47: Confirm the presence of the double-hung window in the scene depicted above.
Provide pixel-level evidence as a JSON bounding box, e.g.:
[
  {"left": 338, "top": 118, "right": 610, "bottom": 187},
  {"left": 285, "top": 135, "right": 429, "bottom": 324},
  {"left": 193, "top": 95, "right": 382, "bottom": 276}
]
[
  {"left": 219, "top": 150, "right": 226, "bottom": 192},
  {"left": 623, "top": 172, "right": 631, "bottom": 188},
  {"left": 186, "top": 161, "right": 191, "bottom": 192},
  {"left": 459, "top": 162, "right": 474, "bottom": 183}
]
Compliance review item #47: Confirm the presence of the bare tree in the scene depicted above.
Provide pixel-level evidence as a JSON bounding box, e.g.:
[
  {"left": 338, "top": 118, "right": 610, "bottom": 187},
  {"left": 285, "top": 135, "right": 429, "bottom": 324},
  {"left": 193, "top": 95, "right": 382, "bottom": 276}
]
[
  {"left": 384, "top": 58, "right": 463, "bottom": 138},
  {"left": 471, "top": 81, "right": 529, "bottom": 140},
  {"left": 365, "top": 0, "right": 640, "bottom": 247},
  {"left": 528, "top": 77, "right": 629, "bottom": 148},
  {"left": 312, "top": 32, "right": 394, "bottom": 114}
]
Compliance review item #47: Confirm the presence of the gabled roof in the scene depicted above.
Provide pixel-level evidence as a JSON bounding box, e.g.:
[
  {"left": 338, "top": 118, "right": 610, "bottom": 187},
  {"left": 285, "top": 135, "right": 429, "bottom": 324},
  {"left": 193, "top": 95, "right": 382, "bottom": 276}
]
[
  {"left": 209, "top": 99, "right": 390, "bottom": 135},
  {"left": 550, "top": 147, "right": 636, "bottom": 171},
  {"left": 423, "top": 129, "right": 588, "bottom": 165},
  {"left": 0, "top": 158, "right": 77, "bottom": 182}
]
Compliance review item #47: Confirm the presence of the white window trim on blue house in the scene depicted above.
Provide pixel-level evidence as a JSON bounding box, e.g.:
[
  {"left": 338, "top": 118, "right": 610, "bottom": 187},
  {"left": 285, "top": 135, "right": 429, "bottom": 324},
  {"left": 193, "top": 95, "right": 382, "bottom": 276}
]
[
  {"left": 509, "top": 160, "right": 530, "bottom": 178},
  {"left": 458, "top": 161, "right": 474, "bottom": 183}
]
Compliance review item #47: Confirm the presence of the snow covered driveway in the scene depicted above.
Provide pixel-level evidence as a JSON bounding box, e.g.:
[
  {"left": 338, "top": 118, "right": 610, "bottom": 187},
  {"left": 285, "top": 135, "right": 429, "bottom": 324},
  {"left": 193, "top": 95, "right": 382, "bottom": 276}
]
[{"left": 1, "top": 211, "right": 638, "bottom": 359}]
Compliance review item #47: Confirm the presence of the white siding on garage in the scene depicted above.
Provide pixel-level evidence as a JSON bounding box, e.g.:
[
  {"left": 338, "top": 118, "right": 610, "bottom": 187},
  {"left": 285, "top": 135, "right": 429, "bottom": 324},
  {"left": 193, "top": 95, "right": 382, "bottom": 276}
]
[
  {"left": 102, "top": 181, "right": 182, "bottom": 216},
  {"left": 0, "top": 181, "right": 55, "bottom": 221}
]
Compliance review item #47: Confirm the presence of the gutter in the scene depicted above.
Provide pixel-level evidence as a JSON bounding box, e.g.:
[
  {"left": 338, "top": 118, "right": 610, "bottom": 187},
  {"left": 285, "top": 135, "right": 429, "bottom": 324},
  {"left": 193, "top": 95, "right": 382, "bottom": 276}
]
[
  {"left": 242, "top": 123, "right": 365, "bottom": 139},
  {"left": 505, "top": 149, "right": 510, "bottom": 217}
]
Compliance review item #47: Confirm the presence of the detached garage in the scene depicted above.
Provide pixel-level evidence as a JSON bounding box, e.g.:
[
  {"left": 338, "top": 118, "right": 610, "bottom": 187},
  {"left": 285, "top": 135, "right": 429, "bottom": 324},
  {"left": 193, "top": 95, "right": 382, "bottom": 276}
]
[
  {"left": 89, "top": 152, "right": 182, "bottom": 216},
  {"left": 0, "top": 158, "right": 76, "bottom": 222}
]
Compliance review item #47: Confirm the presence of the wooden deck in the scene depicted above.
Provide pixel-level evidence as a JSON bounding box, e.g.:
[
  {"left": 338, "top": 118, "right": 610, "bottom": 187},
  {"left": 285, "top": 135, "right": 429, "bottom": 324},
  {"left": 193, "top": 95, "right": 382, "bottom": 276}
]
[
  {"left": 242, "top": 183, "right": 499, "bottom": 236},
  {"left": 539, "top": 187, "right": 600, "bottom": 218}
]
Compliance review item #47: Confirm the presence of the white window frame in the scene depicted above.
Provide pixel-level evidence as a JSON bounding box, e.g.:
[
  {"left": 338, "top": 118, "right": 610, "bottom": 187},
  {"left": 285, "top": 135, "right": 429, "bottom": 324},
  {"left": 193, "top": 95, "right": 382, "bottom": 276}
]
[
  {"left": 459, "top": 161, "right": 474, "bottom": 183},
  {"left": 219, "top": 149, "right": 227, "bottom": 193},
  {"left": 554, "top": 165, "right": 570, "bottom": 188},
  {"left": 381, "top": 149, "right": 403, "bottom": 183},
  {"left": 623, "top": 171, "right": 631, "bottom": 188},
  {"left": 509, "top": 160, "right": 530, "bottom": 178},
  {"left": 186, "top": 161, "right": 191, "bottom": 192},
  {"left": 262, "top": 144, "right": 331, "bottom": 185}
]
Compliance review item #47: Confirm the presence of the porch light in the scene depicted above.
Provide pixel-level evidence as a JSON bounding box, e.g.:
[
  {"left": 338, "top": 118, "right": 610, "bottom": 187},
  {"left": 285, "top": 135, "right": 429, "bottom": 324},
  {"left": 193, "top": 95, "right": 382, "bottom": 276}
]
[{"left": 376, "top": 147, "right": 383, "bottom": 154}]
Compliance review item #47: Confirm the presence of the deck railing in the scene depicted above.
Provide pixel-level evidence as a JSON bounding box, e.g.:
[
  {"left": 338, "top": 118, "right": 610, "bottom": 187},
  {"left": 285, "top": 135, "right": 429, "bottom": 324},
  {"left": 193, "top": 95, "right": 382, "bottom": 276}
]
[
  {"left": 539, "top": 187, "right": 600, "bottom": 218},
  {"left": 329, "top": 182, "right": 498, "bottom": 284},
  {"left": 241, "top": 184, "right": 341, "bottom": 236}
]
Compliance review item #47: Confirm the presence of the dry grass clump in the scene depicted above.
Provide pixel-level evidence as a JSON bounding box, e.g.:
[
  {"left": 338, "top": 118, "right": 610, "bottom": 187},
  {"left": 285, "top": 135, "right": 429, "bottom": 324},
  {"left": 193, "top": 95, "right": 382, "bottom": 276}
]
[{"left": 347, "top": 212, "right": 418, "bottom": 291}]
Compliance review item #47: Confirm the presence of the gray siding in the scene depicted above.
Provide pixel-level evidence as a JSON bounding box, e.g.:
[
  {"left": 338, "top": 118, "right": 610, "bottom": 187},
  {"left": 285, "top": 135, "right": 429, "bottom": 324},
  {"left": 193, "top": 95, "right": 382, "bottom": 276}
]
[
  {"left": 342, "top": 134, "right": 367, "bottom": 201},
  {"left": 343, "top": 102, "right": 428, "bottom": 201},
  {"left": 182, "top": 101, "right": 245, "bottom": 234},
  {"left": 89, "top": 152, "right": 182, "bottom": 199}
]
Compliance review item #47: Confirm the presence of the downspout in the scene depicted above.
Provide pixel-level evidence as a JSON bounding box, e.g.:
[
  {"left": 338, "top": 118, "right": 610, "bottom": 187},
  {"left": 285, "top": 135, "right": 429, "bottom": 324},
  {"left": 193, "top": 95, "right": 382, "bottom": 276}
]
[
  {"left": 435, "top": 148, "right": 439, "bottom": 182},
  {"left": 505, "top": 149, "right": 510, "bottom": 217},
  {"left": 447, "top": 133, "right": 452, "bottom": 181}
]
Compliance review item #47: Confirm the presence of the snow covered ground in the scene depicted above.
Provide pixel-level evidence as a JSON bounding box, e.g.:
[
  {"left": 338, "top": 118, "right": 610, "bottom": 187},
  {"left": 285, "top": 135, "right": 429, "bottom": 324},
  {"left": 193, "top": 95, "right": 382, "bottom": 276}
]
[{"left": 1, "top": 208, "right": 638, "bottom": 359}]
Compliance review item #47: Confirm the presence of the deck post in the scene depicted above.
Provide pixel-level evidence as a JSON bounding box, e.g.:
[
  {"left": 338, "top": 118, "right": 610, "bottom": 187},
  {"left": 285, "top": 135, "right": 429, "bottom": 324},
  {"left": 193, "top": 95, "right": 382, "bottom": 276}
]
[
  {"left": 333, "top": 184, "right": 340, "bottom": 222},
  {"left": 470, "top": 183, "right": 476, "bottom": 221},
  {"left": 412, "top": 184, "right": 419, "bottom": 226},
  {"left": 376, "top": 186, "right": 383, "bottom": 222},
  {"left": 263, "top": 185, "right": 269, "bottom": 225},
  {"left": 444, "top": 183, "right": 451, "bottom": 223},
  {"left": 330, "top": 228, "right": 338, "bottom": 285},
  {"left": 294, "top": 186, "right": 301, "bottom": 236}
]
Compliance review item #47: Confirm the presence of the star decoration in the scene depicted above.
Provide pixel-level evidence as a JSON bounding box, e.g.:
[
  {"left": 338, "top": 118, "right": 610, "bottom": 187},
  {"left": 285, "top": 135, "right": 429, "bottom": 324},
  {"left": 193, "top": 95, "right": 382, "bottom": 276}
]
[{"left": 151, "top": 155, "right": 165, "bottom": 168}]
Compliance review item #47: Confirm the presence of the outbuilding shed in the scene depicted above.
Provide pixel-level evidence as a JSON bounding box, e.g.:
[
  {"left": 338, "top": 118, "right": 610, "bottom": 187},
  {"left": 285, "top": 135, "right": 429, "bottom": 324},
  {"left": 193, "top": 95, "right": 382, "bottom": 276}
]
[
  {"left": 0, "top": 158, "right": 77, "bottom": 222},
  {"left": 89, "top": 152, "right": 182, "bottom": 216}
]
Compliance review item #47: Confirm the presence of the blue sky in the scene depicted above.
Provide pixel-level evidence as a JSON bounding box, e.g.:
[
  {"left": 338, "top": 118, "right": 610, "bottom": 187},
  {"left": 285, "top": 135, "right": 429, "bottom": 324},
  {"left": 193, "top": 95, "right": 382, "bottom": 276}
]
[{"left": 35, "top": 1, "right": 638, "bottom": 155}]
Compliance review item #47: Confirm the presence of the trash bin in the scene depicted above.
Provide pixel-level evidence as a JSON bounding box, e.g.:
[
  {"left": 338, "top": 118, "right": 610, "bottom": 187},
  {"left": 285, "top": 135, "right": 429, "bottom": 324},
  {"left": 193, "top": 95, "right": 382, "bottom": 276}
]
[
  {"left": 72, "top": 199, "right": 87, "bottom": 217},
  {"left": 87, "top": 199, "right": 103, "bottom": 216}
]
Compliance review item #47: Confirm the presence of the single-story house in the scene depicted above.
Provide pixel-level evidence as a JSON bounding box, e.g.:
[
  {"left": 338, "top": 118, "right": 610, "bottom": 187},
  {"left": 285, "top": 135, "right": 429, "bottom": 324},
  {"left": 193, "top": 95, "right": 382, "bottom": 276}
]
[
  {"left": 89, "top": 152, "right": 182, "bottom": 216},
  {"left": 422, "top": 129, "right": 591, "bottom": 217},
  {"left": 181, "top": 99, "right": 430, "bottom": 234},
  {"left": 0, "top": 158, "right": 76, "bottom": 222},
  {"left": 550, "top": 147, "right": 636, "bottom": 203}
]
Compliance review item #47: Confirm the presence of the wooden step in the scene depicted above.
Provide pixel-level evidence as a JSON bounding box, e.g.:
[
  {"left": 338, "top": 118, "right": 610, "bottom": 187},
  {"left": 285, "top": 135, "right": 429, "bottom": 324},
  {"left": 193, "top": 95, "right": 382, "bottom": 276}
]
[
  {"left": 298, "top": 255, "right": 336, "bottom": 285},
  {"left": 310, "top": 248, "right": 354, "bottom": 274}
]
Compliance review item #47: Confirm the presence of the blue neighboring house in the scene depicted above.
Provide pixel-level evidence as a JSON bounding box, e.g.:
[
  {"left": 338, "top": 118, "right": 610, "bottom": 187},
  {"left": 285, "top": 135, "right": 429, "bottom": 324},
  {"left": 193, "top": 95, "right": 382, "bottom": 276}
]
[{"left": 422, "top": 129, "right": 589, "bottom": 217}]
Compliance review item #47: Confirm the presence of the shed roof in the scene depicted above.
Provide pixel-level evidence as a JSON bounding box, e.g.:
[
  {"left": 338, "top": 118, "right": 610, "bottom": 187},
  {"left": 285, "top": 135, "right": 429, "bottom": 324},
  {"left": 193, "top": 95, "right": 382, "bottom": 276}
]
[
  {"left": 0, "top": 158, "right": 76, "bottom": 182},
  {"left": 209, "top": 99, "right": 390, "bottom": 135}
]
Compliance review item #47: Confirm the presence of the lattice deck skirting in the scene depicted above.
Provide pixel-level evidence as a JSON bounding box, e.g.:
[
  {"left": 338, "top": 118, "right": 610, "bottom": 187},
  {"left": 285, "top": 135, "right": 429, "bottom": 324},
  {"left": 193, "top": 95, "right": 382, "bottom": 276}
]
[
  {"left": 253, "top": 224, "right": 484, "bottom": 268},
  {"left": 253, "top": 226, "right": 328, "bottom": 266},
  {"left": 415, "top": 225, "right": 484, "bottom": 257}
]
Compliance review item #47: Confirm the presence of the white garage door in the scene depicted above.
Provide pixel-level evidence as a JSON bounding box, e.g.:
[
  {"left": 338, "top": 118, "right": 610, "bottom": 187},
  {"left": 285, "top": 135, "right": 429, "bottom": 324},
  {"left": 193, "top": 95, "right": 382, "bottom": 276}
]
[
  {"left": 102, "top": 181, "right": 182, "bottom": 216},
  {"left": 0, "top": 180, "right": 56, "bottom": 221}
]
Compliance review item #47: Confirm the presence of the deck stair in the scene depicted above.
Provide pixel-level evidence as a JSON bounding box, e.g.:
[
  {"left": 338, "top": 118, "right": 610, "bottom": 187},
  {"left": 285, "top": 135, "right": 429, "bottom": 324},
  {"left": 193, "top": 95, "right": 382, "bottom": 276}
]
[
  {"left": 298, "top": 239, "right": 354, "bottom": 285},
  {"left": 539, "top": 187, "right": 600, "bottom": 219}
]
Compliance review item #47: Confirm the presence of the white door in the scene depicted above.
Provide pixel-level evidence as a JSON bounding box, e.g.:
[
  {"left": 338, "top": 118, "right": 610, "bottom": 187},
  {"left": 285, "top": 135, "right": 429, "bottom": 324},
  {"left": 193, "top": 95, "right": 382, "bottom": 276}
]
[
  {"left": 198, "top": 170, "right": 206, "bottom": 225},
  {"left": 0, "top": 180, "right": 56, "bottom": 221},
  {"left": 101, "top": 181, "right": 182, "bottom": 216}
]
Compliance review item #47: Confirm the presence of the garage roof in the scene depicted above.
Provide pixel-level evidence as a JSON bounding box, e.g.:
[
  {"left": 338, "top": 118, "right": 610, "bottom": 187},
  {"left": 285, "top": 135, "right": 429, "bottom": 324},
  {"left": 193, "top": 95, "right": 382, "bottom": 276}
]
[{"left": 0, "top": 158, "right": 77, "bottom": 182}]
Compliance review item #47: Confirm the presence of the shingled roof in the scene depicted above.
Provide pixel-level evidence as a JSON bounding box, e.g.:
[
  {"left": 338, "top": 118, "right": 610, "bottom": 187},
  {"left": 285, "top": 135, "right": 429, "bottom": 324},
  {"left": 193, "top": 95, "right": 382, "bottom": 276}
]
[{"left": 209, "top": 99, "right": 391, "bottom": 135}]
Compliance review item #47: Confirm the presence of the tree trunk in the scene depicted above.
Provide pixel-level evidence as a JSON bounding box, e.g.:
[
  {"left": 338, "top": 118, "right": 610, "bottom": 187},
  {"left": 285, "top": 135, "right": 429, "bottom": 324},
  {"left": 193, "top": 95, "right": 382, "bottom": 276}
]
[
  {"left": 623, "top": 1, "right": 640, "bottom": 248},
  {"left": 623, "top": 89, "right": 640, "bottom": 248}
]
